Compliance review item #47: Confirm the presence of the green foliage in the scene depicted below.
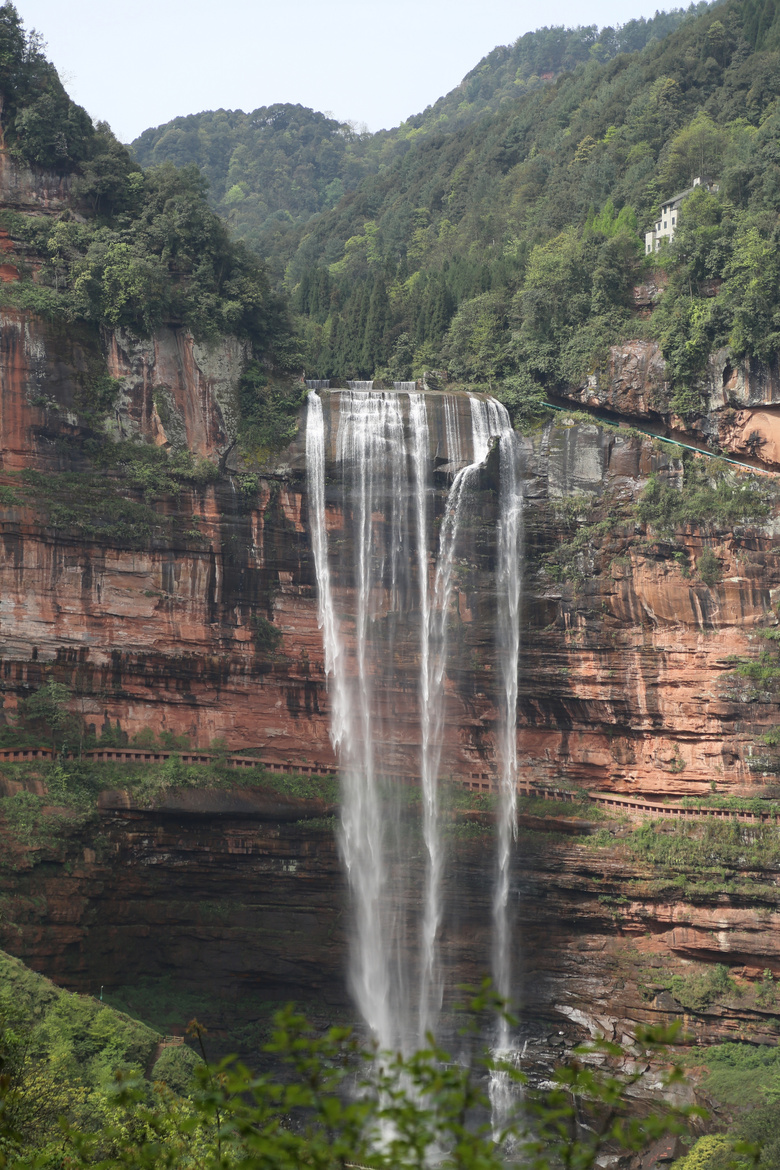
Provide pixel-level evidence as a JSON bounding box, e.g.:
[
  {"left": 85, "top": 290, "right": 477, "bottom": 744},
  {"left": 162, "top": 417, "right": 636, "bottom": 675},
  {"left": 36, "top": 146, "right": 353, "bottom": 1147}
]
[
  {"left": 2, "top": 985, "right": 696, "bottom": 1170},
  {"left": 249, "top": 612, "right": 283, "bottom": 654},
  {"left": 0, "top": 790, "right": 55, "bottom": 846},
  {"left": 697, "top": 546, "right": 721, "bottom": 585},
  {"left": 19, "top": 468, "right": 165, "bottom": 546},
  {"left": 132, "top": 104, "right": 376, "bottom": 255},
  {"left": 667, "top": 963, "right": 738, "bottom": 1012},
  {"left": 729, "top": 626, "right": 780, "bottom": 700},
  {"left": 679, "top": 1042, "right": 780, "bottom": 1169},
  {"left": 150, "top": 1045, "right": 202, "bottom": 1096},
  {"left": 636, "top": 458, "right": 773, "bottom": 532},
  {"left": 237, "top": 360, "right": 302, "bottom": 454},
  {"left": 0, "top": 5, "right": 299, "bottom": 418},
  {"left": 674, "top": 1133, "right": 732, "bottom": 1170},
  {"left": 756, "top": 968, "right": 777, "bottom": 1006},
  {"left": 0, "top": 948, "right": 200, "bottom": 1156},
  {"left": 0, "top": 3, "right": 94, "bottom": 171},
  {"left": 0, "top": 757, "right": 339, "bottom": 835},
  {"left": 12, "top": 160, "right": 298, "bottom": 361},
  {"left": 20, "top": 679, "right": 74, "bottom": 752},
  {"left": 131, "top": 8, "right": 705, "bottom": 252},
  {"left": 493, "top": 369, "right": 549, "bottom": 429},
  {"left": 626, "top": 816, "right": 780, "bottom": 870},
  {"left": 127, "top": 4, "right": 726, "bottom": 388},
  {"left": 689, "top": 1040, "right": 780, "bottom": 1125}
]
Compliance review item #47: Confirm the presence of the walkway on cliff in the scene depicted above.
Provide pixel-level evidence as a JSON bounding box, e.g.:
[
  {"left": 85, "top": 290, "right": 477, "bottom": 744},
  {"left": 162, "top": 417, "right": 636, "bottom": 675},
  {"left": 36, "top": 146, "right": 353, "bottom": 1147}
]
[
  {"left": 544, "top": 396, "right": 780, "bottom": 477},
  {"left": 0, "top": 745, "right": 773, "bottom": 826}
]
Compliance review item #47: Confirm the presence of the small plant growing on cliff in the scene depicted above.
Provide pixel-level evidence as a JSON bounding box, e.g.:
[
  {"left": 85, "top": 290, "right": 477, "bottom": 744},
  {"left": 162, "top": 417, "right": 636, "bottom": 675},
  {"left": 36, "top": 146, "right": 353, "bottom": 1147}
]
[
  {"left": 20, "top": 679, "right": 76, "bottom": 754},
  {"left": 668, "top": 748, "right": 687, "bottom": 773},
  {"left": 250, "top": 613, "right": 283, "bottom": 656},
  {"left": 757, "top": 969, "right": 777, "bottom": 1007},
  {"left": 674, "top": 549, "right": 691, "bottom": 577},
  {"left": 697, "top": 547, "right": 721, "bottom": 587}
]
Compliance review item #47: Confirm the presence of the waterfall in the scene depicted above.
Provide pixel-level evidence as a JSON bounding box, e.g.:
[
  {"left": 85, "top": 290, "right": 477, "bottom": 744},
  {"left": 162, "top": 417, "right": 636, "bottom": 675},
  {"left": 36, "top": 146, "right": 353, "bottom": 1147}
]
[
  {"left": 347, "top": 380, "right": 374, "bottom": 391},
  {"left": 416, "top": 396, "right": 508, "bottom": 1041},
  {"left": 394, "top": 381, "right": 418, "bottom": 392},
  {"left": 305, "top": 378, "right": 330, "bottom": 390},
  {"left": 444, "top": 394, "right": 464, "bottom": 466},
  {"left": 306, "top": 389, "right": 523, "bottom": 1055},
  {"left": 489, "top": 405, "right": 524, "bottom": 1132}
]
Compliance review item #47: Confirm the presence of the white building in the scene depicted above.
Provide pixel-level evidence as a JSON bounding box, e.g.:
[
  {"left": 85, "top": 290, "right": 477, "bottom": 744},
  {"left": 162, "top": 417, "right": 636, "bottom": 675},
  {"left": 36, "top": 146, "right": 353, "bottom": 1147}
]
[{"left": 644, "top": 177, "right": 710, "bottom": 254}]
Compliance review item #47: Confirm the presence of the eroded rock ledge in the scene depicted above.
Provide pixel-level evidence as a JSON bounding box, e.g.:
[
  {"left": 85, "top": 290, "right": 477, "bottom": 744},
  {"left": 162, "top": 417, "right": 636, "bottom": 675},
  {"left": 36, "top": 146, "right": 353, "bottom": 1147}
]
[{"left": 568, "top": 337, "right": 780, "bottom": 471}]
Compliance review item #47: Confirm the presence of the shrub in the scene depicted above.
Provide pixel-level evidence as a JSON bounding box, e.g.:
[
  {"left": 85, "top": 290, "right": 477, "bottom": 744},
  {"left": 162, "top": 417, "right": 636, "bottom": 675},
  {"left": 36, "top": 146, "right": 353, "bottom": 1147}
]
[{"left": 697, "top": 547, "right": 721, "bottom": 586}]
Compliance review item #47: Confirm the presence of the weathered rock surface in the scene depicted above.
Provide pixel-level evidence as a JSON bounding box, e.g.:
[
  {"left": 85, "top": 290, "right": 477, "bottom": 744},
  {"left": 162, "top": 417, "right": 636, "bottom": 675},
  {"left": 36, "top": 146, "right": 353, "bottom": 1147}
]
[
  {"left": 1, "top": 372, "right": 779, "bottom": 795},
  {"left": 568, "top": 337, "right": 780, "bottom": 471},
  {"left": 2, "top": 152, "right": 780, "bottom": 1061},
  {"left": 3, "top": 802, "right": 779, "bottom": 1057},
  {"left": 0, "top": 309, "right": 243, "bottom": 470}
]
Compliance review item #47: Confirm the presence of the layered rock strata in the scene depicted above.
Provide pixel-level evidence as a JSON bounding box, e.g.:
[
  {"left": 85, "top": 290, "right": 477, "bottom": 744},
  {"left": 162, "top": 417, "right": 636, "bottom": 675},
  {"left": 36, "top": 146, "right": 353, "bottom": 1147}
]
[
  {"left": 569, "top": 336, "right": 780, "bottom": 472},
  {"left": 2, "top": 794, "right": 779, "bottom": 1059},
  {"left": 1, "top": 375, "right": 779, "bottom": 795}
]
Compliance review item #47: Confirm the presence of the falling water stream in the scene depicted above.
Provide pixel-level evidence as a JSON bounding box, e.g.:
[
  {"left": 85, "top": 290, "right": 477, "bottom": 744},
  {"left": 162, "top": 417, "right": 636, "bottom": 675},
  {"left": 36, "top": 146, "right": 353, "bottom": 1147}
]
[{"left": 306, "top": 388, "right": 523, "bottom": 1062}]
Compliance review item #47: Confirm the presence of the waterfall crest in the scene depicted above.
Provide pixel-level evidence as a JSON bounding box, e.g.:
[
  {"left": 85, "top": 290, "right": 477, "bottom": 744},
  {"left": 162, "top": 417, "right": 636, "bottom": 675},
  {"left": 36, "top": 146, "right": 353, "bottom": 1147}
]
[{"left": 306, "top": 389, "right": 523, "bottom": 1053}]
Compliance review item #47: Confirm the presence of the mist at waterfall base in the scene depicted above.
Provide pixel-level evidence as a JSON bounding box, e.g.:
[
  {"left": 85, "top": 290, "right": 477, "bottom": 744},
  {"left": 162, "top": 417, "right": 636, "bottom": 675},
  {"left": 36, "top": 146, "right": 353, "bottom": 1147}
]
[{"left": 305, "top": 388, "right": 523, "bottom": 1085}]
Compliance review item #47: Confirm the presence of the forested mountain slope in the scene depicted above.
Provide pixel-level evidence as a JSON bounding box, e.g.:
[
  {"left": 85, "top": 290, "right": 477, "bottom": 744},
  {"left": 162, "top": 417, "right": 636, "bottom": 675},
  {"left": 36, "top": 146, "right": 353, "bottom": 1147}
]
[
  {"left": 130, "top": 0, "right": 780, "bottom": 431},
  {"left": 130, "top": 7, "right": 710, "bottom": 262},
  {"left": 0, "top": 0, "right": 301, "bottom": 456}
]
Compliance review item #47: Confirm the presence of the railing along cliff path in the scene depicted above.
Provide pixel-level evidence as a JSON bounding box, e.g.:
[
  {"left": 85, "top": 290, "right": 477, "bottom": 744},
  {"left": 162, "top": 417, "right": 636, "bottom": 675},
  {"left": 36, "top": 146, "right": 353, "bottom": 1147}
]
[{"left": 0, "top": 745, "right": 775, "bottom": 825}]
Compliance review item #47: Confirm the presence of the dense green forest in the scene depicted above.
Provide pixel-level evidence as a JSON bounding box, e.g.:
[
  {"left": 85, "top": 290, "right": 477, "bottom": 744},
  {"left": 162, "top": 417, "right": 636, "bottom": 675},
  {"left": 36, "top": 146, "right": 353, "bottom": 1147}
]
[
  {"left": 131, "top": 0, "right": 780, "bottom": 428},
  {"left": 0, "top": 949, "right": 200, "bottom": 1154},
  {"left": 130, "top": 6, "right": 706, "bottom": 256}
]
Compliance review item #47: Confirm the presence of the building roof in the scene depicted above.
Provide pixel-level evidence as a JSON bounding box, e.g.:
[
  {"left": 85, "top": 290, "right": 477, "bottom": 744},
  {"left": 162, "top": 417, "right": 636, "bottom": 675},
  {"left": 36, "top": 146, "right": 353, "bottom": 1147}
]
[{"left": 662, "top": 186, "right": 695, "bottom": 208}]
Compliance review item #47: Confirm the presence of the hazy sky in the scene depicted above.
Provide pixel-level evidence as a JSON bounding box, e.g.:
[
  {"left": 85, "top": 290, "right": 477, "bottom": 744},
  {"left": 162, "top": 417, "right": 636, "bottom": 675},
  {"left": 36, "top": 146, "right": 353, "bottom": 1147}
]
[{"left": 19, "top": 0, "right": 668, "bottom": 144}]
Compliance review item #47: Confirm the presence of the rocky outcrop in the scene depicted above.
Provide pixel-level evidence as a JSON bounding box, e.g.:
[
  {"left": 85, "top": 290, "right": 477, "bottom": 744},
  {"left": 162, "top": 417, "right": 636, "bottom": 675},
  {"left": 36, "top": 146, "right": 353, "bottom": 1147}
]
[
  {"left": 0, "top": 151, "right": 72, "bottom": 213},
  {"left": 0, "top": 309, "right": 243, "bottom": 471},
  {"left": 568, "top": 336, "right": 780, "bottom": 472}
]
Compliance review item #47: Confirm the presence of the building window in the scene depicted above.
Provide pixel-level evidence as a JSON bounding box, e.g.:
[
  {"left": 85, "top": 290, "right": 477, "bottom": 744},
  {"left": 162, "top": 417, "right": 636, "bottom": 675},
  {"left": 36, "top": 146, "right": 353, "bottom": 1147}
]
[{"left": 663, "top": 221, "right": 667, "bottom": 228}]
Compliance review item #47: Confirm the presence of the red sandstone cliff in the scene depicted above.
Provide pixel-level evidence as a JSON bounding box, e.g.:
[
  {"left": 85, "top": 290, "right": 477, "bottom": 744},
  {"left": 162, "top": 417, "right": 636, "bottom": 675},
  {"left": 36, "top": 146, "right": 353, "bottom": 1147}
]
[
  {"left": 0, "top": 152, "right": 779, "bottom": 801},
  {"left": 1, "top": 364, "right": 779, "bottom": 796},
  {"left": 567, "top": 336, "right": 780, "bottom": 472}
]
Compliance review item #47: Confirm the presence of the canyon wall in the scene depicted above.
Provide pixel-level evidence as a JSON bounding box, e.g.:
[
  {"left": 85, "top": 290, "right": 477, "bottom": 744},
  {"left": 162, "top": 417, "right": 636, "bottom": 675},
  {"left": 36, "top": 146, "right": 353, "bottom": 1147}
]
[
  {"left": 2, "top": 152, "right": 780, "bottom": 1068},
  {"left": 3, "top": 792, "right": 779, "bottom": 1063},
  {"left": 2, "top": 360, "right": 779, "bottom": 796},
  {"left": 0, "top": 148, "right": 778, "bottom": 798}
]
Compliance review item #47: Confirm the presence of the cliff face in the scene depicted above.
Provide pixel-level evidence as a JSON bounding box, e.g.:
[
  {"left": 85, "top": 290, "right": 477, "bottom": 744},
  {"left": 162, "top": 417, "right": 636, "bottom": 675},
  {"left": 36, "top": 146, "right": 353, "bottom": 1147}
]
[
  {"left": 0, "top": 309, "right": 244, "bottom": 471},
  {"left": 3, "top": 157, "right": 780, "bottom": 1068},
  {"left": 3, "top": 796, "right": 779, "bottom": 1060},
  {"left": 1, "top": 352, "right": 780, "bottom": 792},
  {"left": 570, "top": 337, "right": 780, "bottom": 472},
  {"left": 0, "top": 152, "right": 777, "bottom": 796}
]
